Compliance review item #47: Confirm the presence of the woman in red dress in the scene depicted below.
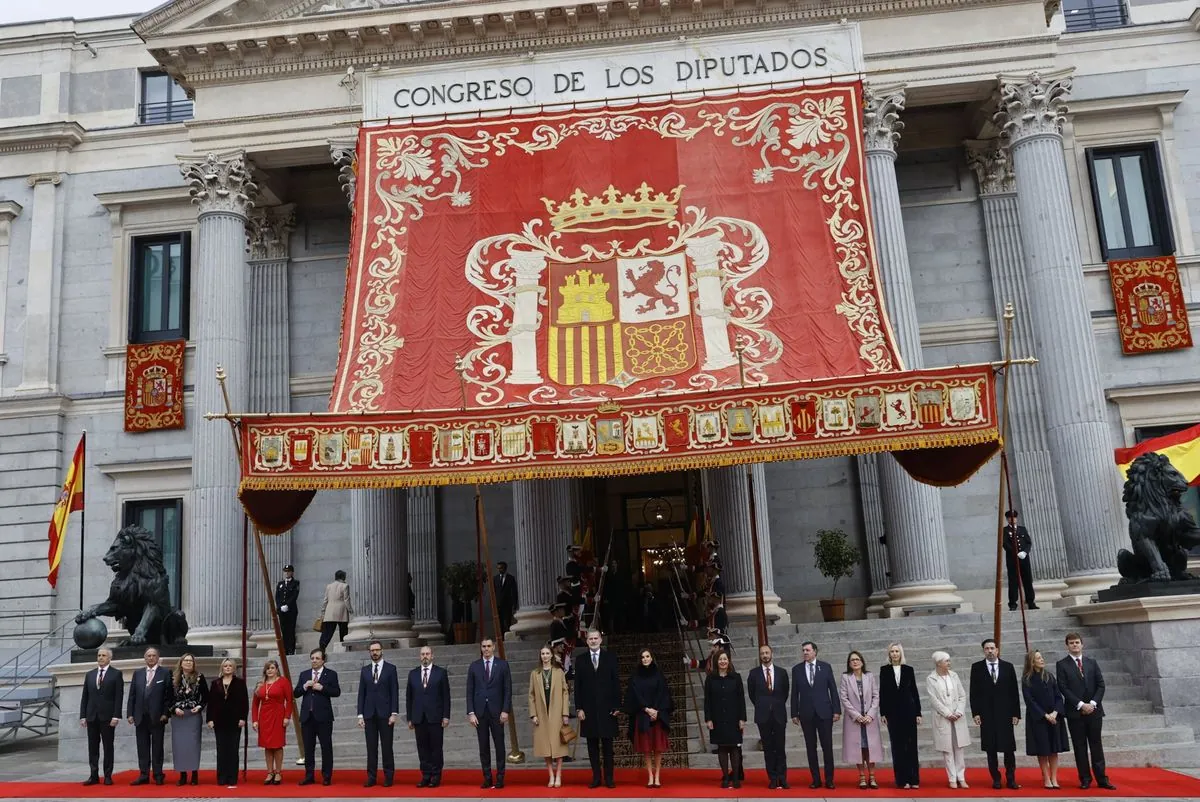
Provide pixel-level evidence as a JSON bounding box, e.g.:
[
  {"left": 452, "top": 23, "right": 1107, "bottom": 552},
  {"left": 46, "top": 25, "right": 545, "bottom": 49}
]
[
  {"left": 625, "top": 648, "right": 672, "bottom": 788},
  {"left": 251, "top": 659, "right": 292, "bottom": 785}
]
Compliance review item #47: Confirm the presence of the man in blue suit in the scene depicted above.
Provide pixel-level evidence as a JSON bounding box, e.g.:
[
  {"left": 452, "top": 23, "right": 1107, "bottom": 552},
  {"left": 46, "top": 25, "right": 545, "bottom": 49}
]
[
  {"left": 357, "top": 640, "right": 400, "bottom": 788},
  {"left": 747, "top": 644, "right": 790, "bottom": 790},
  {"left": 294, "top": 648, "right": 341, "bottom": 786},
  {"left": 126, "top": 647, "right": 173, "bottom": 786},
  {"left": 791, "top": 641, "right": 841, "bottom": 790},
  {"left": 407, "top": 645, "right": 451, "bottom": 788},
  {"left": 466, "top": 638, "right": 512, "bottom": 789}
]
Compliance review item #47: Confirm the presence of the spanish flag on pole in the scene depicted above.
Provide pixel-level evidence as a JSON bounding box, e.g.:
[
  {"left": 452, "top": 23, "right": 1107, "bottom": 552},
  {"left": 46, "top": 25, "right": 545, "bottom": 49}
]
[
  {"left": 1114, "top": 422, "right": 1200, "bottom": 486},
  {"left": 47, "top": 434, "right": 85, "bottom": 588}
]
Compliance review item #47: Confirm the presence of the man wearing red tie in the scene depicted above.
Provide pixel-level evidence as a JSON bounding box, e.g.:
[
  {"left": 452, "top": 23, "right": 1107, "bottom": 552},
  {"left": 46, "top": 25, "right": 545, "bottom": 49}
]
[
  {"left": 467, "top": 638, "right": 512, "bottom": 789},
  {"left": 1056, "top": 633, "right": 1115, "bottom": 791},
  {"left": 747, "top": 644, "right": 790, "bottom": 790},
  {"left": 407, "top": 646, "right": 451, "bottom": 788}
]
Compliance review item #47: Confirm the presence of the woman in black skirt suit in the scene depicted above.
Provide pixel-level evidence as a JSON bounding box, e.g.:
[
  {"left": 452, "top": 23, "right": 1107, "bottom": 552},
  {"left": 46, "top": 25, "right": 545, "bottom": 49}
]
[
  {"left": 703, "top": 651, "right": 746, "bottom": 789},
  {"left": 878, "top": 642, "right": 922, "bottom": 789},
  {"left": 205, "top": 658, "right": 250, "bottom": 788},
  {"left": 1022, "top": 650, "right": 1069, "bottom": 789}
]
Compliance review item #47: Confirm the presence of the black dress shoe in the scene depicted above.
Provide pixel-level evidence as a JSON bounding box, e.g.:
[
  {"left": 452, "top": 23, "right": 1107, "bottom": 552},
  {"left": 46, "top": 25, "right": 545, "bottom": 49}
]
[
  {"left": 82, "top": 777, "right": 99, "bottom": 786},
  {"left": 825, "top": 780, "right": 835, "bottom": 789},
  {"left": 364, "top": 779, "right": 376, "bottom": 787},
  {"left": 430, "top": 777, "right": 441, "bottom": 788},
  {"left": 103, "top": 777, "right": 113, "bottom": 786},
  {"left": 131, "top": 777, "right": 149, "bottom": 786},
  {"left": 779, "top": 781, "right": 791, "bottom": 789},
  {"left": 495, "top": 775, "right": 505, "bottom": 789},
  {"left": 322, "top": 777, "right": 332, "bottom": 786},
  {"left": 1027, "top": 603, "right": 1040, "bottom": 610},
  {"left": 993, "top": 779, "right": 1003, "bottom": 789},
  {"left": 809, "top": 781, "right": 821, "bottom": 789},
  {"left": 605, "top": 779, "right": 616, "bottom": 788},
  {"left": 417, "top": 778, "right": 430, "bottom": 788},
  {"left": 177, "top": 774, "right": 189, "bottom": 786},
  {"left": 768, "top": 779, "right": 778, "bottom": 790},
  {"left": 154, "top": 776, "right": 164, "bottom": 786},
  {"left": 720, "top": 776, "right": 731, "bottom": 789},
  {"left": 1008, "top": 779, "right": 1022, "bottom": 790},
  {"left": 1008, "top": 604, "right": 1018, "bottom": 611},
  {"left": 589, "top": 779, "right": 602, "bottom": 789},
  {"left": 1080, "top": 780, "right": 1092, "bottom": 789},
  {"left": 1098, "top": 780, "right": 1117, "bottom": 790},
  {"left": 299, "top": 777, "right": 315, "bottom": 786},
  {"left": 482, "top": 778, "right": 494, "bottom": 789},
  {"left": 383, "top": 777, "right": 393, "bottom": 787}
]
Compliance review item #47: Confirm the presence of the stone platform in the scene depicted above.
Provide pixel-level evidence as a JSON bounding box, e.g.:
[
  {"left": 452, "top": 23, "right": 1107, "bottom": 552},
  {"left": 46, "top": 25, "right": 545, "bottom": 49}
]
[{"left": 69, "top": 644, "right": 215, "bottom": 663}]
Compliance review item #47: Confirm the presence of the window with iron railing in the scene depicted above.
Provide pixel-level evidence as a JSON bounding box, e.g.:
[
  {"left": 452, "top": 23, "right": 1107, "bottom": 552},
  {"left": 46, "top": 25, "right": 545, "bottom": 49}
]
[
  {"left": 1062, "top": 0, "right": 1130, "bottom": 32},
  {"left": 139, "top": 71, "right": 193, "bottom": 125}
]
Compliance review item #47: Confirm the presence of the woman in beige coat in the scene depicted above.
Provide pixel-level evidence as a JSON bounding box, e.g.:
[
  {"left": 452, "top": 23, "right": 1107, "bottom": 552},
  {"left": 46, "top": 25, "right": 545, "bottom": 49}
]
[
  {"left": 926, "top": 651, "right": 971, "bottom": 788},
  {"left": 528, "top": 646, "right": 571, "bottom": 787},
  {"left": 318, "top": 569, "right": 353, "bottom": 652}
]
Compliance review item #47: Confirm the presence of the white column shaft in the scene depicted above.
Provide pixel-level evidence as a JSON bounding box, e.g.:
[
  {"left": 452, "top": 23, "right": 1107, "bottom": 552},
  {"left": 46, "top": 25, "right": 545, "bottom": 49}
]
[
  {"left": 348, "top": 488, "right": 414, "bottom": 642},
  {"left": 508, "top": 252, "right": 547, "bottom": 384},
  {"left": 856, "top": 454, "right": 890, "bottom": 615},
  {"left": 408, "top": 486, "right": 445, "bottom": 643},
  {"left": 511, "top": 479, "right": 574, "bottom": 638},
  {"left": 685, "top": 233, "right": 737, "bottom": 369}
]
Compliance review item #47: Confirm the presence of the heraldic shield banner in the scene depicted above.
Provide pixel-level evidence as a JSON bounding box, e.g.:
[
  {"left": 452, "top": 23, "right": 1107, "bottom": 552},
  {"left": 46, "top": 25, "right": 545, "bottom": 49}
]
[{"left": 234, "top": 83, "right": 1002, "bottom": 517}]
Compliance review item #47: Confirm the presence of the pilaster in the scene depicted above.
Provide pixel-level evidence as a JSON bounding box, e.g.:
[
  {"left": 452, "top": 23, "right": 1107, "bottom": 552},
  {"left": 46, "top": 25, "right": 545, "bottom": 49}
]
[
  {"left": 511, "top": 479, "right": 574, "bottom": 639},
  {"left": 408, "top": 486, "right": 445, "bottom": 643},
  {"left": 15, "top": 173, "right": 63, "bottom": 395},
  {"left": 0, "top": 201, "right": 22, "bottom": 391},
  {"left": 347, "top": 488, "right": 416, "bottom": 644},
  {"left": 863, "top": 84, "right": 962, "bottom": 613},
  {"left": 995, "top": 71, "right": 1125, "bottom": 599},
  {"left": 179, "top": 151, "right": 257, "bottom": 647},
  {"left": 965, "top": 138, "right": 1069, "bottom": 600}
]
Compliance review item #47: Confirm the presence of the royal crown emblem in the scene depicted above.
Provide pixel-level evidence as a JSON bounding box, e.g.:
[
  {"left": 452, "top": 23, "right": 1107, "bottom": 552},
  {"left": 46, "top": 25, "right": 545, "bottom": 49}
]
[
  {"left": 1130, "top": 281, "right": 1172, "bottom": 328},
  {"left": 542, "top": 183, "right": 683, "bottom": 233}
]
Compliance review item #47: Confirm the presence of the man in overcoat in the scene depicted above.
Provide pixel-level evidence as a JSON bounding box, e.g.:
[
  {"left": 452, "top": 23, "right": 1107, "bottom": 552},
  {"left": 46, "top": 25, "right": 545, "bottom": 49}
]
[
  {"left": 573, "top": 628, "right": 621, "bottom": 788},
  {"left": 970, "top": 638, "right": 1022, "bottom": 790}
]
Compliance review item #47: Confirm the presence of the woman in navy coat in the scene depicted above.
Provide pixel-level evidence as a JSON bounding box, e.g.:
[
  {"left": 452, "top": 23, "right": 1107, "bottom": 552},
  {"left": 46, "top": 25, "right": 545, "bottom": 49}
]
[
  {"left": 878, "top": 642, "right": 922, "bottom": 789},
  {"left": 1022, "top": 650, "right": 1069, "bottom": 789}
]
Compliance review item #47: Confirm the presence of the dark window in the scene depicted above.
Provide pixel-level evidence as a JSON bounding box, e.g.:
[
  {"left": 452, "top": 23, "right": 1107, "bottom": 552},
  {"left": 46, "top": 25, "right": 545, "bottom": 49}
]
[
  {"left": 129, "top": 233, "right": 190, "bottom": 344},
  {"left": 1062, "top": 0, "right": 1129, "bottom": 32},
  {"left": 123, "top": 499, "right": 184, "bottom": 609},
  {"left": 139, "top": 71, "right": 193, "bottom": 125},
  {"left": 1085, "top": 144, "right": 1174, "bottom": 261}
]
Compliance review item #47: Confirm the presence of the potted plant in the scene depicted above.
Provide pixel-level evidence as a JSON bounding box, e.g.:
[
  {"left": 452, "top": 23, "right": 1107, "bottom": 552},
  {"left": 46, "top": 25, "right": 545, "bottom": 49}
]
[
  {"left": 813, "top": 528, "right": 861, "bottom": 622},
  {"left": 441, "top": 560, "right": 480, "bottom": 644}
]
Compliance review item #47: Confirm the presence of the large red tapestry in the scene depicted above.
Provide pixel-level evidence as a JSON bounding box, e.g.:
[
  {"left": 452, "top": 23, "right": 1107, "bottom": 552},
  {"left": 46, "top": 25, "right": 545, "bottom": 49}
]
[{"left": 332, "top": 84, "right": 900, "bottom": 414}]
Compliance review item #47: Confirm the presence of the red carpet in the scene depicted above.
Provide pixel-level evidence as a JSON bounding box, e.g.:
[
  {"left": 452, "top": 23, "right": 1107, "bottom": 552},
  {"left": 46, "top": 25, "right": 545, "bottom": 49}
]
[{"left": 2, "top": 767, "right": 1198, "bottom": 797}]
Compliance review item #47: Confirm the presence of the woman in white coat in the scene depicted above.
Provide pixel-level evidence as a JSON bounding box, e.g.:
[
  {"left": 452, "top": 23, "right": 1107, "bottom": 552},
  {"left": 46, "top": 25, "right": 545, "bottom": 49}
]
[{"left": 925, "top": 651, "right": 971, "bottom": 789}]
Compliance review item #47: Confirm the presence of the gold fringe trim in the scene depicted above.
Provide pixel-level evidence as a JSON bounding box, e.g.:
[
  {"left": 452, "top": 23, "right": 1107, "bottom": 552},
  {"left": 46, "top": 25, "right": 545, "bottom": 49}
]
[{"left": 239, "top": 427, "right": 1000, "bottom": 493}]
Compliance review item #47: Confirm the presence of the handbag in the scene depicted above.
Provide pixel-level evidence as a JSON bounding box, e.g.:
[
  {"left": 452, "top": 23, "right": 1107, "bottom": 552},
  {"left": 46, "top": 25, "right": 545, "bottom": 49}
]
[
  {"left": 312, "top": 617, "right": 324, "bottom": 632},
  {"left": 559, "top": 723, "right": 578, "bottom": 744}
]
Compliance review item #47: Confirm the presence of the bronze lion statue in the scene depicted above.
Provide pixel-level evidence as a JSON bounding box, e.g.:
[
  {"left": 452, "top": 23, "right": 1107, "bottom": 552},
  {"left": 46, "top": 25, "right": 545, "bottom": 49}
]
[
  {"left": 75, "top": 525, "right": 189, "bottom": 645},
  {"left": 1118, "top": 453, "right": 1200, "bottom": 583}
]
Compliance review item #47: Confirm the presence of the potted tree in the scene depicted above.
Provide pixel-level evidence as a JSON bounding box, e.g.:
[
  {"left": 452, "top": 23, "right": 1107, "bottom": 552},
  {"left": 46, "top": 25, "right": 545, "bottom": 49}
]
[
  {"left": 441, "top": 560, "right": 480, "bottom": 644},
  {"left": 813, "top": 528, "right": 861, "bottom": 622}
]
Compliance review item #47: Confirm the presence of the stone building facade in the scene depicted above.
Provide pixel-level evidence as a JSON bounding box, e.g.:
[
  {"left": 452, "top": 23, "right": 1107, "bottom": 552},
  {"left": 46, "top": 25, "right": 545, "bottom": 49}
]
[{"left": 0, "top": 0, "right": 1197, "bottom": 645}]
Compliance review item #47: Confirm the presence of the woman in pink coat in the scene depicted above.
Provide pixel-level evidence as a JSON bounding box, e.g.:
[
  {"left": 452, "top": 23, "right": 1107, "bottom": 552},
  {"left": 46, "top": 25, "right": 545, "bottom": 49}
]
[{"left": 839, "top": 651, "right": 884, "bottom": 789}]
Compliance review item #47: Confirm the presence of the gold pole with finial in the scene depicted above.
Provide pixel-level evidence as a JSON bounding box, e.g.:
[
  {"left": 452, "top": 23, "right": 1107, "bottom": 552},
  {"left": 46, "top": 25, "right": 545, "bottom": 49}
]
[
  {"left": 733, "top": 336, "right": 770, "bottom": 648},
  {"left": 991, "top": 304, "right": 1019, "bottom": 651}
]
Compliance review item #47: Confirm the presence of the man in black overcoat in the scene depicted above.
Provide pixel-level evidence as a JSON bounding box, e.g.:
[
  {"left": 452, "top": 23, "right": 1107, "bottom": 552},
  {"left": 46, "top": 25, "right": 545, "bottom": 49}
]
[
  {"left": 573, "top": 628, "right": 621, "bottom": 788},
  {"left": 970, "top": 638, "right": 1022, "bottom": 790}
]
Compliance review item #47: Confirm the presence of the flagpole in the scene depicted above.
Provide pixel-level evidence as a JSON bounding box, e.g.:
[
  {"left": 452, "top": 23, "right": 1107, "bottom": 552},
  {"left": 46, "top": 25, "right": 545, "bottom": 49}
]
[{"left": 79, "top": 430, "right": 87, "bottom": 611}]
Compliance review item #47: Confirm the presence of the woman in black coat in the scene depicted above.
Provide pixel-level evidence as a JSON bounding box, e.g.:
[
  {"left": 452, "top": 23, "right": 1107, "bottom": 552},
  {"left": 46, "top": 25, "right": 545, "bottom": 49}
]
[
  {"left": 1022, "top": 650, "right": 1069, "bottom": 789},
  {"left": 703, "top": 651, "right": 746, "bottom": 789},
  {"left": 878, "top": 642, "right": 922, "bottom": 789},
  {"left": 205, "top": 658, "right": 250, "bottom": 787},
  {"left": 625, "top": 648, "right": 672, "bottom": 788}
]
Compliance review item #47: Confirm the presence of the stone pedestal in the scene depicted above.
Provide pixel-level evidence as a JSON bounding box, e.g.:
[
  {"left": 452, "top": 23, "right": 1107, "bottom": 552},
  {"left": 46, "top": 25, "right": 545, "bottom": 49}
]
[
  {"left": 346, "top": 488, "right": 416, "bottom": 643},
  {"left": 863, "top": 85, "right": 962, "bottom": 614},
  {"left": 510, "top": 479, "right": 574, "bottom": 639},
  {"left": 996, "top": 71, "right": 1125, "bottom": 600},
  {"left": 408, "top": 486, "right": 445, "bottom": 644}
]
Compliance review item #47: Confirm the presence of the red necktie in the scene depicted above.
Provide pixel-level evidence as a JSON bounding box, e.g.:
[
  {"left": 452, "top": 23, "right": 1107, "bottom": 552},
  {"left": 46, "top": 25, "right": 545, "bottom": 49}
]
[
  {"left": 1076, "top": 658, "right": 1084, "bottom": 676},
  {"left": 422, "top": 668, "right": 429, "bottom": 689},
  {"left": 765, "top": 667, "right": 773, "bottom": 692}
]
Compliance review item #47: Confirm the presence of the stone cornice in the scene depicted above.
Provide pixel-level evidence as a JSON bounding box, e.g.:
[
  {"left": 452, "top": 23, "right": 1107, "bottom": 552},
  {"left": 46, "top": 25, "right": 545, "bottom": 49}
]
[
  {"left": 1066, "top": 90, "right": 1188, "bottom": 119},
  {"left": 138, "top": 0, "right": 1037, "bottom": 90},
  {"left": 0, "top": 122, "right": 85, "bottom": 155},
  {"left": 95, "top": 186, "right": 194, "bottom": 211}
]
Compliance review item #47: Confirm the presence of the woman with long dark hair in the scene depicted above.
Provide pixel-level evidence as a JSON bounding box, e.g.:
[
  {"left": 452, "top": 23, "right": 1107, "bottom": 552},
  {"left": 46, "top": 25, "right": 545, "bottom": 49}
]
[
  {"left": 703, "top": 651, "right": 745, "bottom": 788},
  {"left": 206, "top": 658, "right": 249, "bottom": 787},
  {"left": 169, "top": 653, "right": 207, "bottom": 786},
  {"left": 840, "top": 650, "right": 883, "bottom": 789},
  {"left": 625, "top": 648, "right": 672, "bottom": 788},
  {"left": 528, "top": 645, "right": 571, "bottom": 787},
  {"left": 879, "top": 642, "right": 922, "bottom": 789}
]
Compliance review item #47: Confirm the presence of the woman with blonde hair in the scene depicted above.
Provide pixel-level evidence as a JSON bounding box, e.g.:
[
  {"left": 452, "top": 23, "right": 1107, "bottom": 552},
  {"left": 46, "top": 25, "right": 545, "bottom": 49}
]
[
  {"left": 169, "top": 653, "right": 208, "bottom": 785},
  {"left": 206, "top": 658, "right": 249, "bottom": 787},
  {"left": 527, "top": 645, "right": 571, "bottom": 787},
  {"left": 879, "top": 642, "right": 922, "bottom": 789},
  {"left": 1022, "top": 649, "right": 1069, "bottom": 789},
  {"left": 926, "top": 651, "right": 970, "bottom": 789},
  {"left": 251, "top": 659, "right": 292, "bottom": 785}
]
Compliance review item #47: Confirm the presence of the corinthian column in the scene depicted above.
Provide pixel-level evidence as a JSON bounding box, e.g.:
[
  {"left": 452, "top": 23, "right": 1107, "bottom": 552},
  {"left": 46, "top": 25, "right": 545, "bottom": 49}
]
[
  {"left": 246, "top": 205, "right": 297, "bottom": 644},
  {"left": 863, "top": 85, "right": 963, "bottom": 613},
  {"left": 347, "top": 488, "right": 416, "bottom": 644},
  {"left": 179, "top": 152, "right": 257, "bottom": 648},
  {"left": 408, "top": 486, "right": 445, "bottom": 643},
  {"left": 965, "top": 140, "right": 1069, "bottom": 600},
  {"left": 994, "top": 71, "right": 1124, "bottom": 598},
  {"left": 702, "top": 465, "right": 789, "bottom": 624},
  {"left": 510, "top": 479, "right": 574, "bottom": 639}
]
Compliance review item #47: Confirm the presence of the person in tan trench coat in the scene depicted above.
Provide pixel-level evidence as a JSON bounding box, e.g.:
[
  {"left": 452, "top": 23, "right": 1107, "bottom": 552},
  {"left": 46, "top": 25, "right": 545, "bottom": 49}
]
[{"left": 528, "top": 646, "right": 571, "bottom": 787}]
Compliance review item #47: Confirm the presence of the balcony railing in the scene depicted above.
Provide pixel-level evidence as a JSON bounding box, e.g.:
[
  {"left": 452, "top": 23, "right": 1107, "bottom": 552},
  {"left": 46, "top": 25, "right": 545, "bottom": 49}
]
[
  {"left": 138, "top": 100, "right": 194, "bottom": 125},
  {"left": 1063, "top": 0, "right": 1129, "bottom": 32}
]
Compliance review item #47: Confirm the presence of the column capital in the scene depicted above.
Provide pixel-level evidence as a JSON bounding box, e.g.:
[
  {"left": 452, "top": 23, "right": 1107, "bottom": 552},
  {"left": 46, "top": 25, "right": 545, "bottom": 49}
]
[
  {"left": 329, "top": 140, "right": 357, "bottom": 209},
  {"left": 994, "top": 70, "right": 1072, "bottom": 145},
  {"left": 863, "top": 84, "right": 906, "bottom": 156},
  {"left": 26, "top": 172, "right": 63, "bottom": 188},
  {"left": 246, "top": 204, "right": 296, "bottom": 262},
  {"left": 179, "top": 151, "right": 258, "bottom": 218},
  {"left": 964, "top": 139, "right": 1016, "bottom": 196}
]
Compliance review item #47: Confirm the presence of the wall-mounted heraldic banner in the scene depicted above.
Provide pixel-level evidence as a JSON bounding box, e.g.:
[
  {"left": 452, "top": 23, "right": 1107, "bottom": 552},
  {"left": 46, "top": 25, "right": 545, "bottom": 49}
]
[{"left": 236, "top": 82, "right": 1000, "bottom": 524}]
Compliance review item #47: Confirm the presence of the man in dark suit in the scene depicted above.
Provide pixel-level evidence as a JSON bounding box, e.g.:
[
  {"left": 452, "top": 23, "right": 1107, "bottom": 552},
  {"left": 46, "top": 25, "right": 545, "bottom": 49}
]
[
  {"left": 574, "top": 628, "right": 621, "bottom": 788},
  {"left": 1056, "top": 633, "right": 1115, "bottom": 790},
  {"left": 493, "top": 562, "right": 519, "bottom": 636},
  {"left": 747, "top": 643, "right": 790, "bottom": 790},
  {"left": 294, "top": 647, "right": 341, "bottom": 786},
  {"left": 275, "top": 564, "right": 300, "bottom": 655},
  {"left": 357, "top": 640, "right": 400, "bottom": 788},
  {"left": 1003, "top": 510, "right": 1038, "bottom": 610},
  {"left": 126, "top": 646, "right": 172, "bottom": 786},
  {"left": 79, "top": 647, "right": 123, "bottom": 786},
  {"left": 407, "top": 645, "right": 451, "bottom": 788},
  {"left": 970, "top": 638, "right": 1022, "bottom": 790},
  {"left": 791, "top": 641, "right": 841, "bottom": 790},
  {"left": 466, "top": 637, "right": 512, "bottom": 789}
]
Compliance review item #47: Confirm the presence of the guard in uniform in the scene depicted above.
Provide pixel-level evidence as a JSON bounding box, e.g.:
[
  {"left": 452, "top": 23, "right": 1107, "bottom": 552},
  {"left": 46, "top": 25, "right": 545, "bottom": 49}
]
[{"left": 275, "top": 564, "right": 300, "bottom": 654}]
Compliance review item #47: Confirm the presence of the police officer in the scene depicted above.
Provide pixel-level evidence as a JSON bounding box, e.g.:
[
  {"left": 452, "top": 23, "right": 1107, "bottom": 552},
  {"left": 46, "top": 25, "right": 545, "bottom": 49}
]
[{"left": 276, "top": 565, "right": 300, "bottom": 654}]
